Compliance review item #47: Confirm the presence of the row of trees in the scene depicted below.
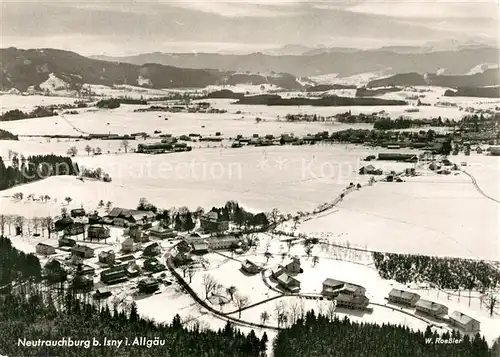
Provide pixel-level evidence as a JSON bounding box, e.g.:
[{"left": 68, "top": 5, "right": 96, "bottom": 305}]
[
  {"left": 0, "top": 155, "right": 79, "bottom": 191},
  {"left": 0, "top": 214, "right": 54, "bottom": 238},
  {"left": 274, "top": 311, "right": 498, "bottom": 357}
]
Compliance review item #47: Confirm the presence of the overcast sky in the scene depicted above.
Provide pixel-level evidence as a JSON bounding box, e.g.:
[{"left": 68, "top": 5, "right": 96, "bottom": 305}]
[{"left": 1, "top": 0, "right": 498, "bottom": 56}]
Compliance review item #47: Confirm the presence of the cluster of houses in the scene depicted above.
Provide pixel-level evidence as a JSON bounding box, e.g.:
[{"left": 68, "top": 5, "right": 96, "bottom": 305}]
[{"left": 388, "top": 288, "right": 481, "bottom": 333}]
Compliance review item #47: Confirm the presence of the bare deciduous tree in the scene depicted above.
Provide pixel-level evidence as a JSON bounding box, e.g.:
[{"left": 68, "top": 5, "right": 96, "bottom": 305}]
[
  {"left": 202, "top": 274, "right": 218, "bottom": 300},
  {"left": 260, "top": 311, "right": 270, "bottom": 325},
  {"left": 233, "top": 294, "right": 249, "bottom": 318},
  {"left": 289, "top": 300, "right": 300, "bottom": 325},
  {"left": 43, "top": 216, "right": 53, "bottom": 238},
  {"left": 483, "top": 292, "right": 499, "bottom": 317},
  {"left": 312, "top": 256, "right": 319, "bottom": 266},
  {"left": 327, "top": 299, "right": 337, "bottom": 322},
  {"left": 226, "top": 286, "right": 237, "bottom": 301},
  {"left": 186, "top": 266, "right": 195, "bottom": 283},
  {"left": 121, "top": 140, "right": 130, "bottom": 153},
  {"left": 32, "top": 217, "right": 40, "bottom": 235}
]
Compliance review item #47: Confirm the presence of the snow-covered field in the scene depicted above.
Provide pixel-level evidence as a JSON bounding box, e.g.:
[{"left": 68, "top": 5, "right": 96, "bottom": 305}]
[
  {"left": 0, "top": 103, "right": 374, "bottom": 137},
  {"left": 1, "top": 93, "right": 499, "bottom": 347},
  {"left": 0, "top": 94, "right": 80, "bottom": 112},
  {"left": 0, "top": 144, "right": 410, "bottom": 216}
]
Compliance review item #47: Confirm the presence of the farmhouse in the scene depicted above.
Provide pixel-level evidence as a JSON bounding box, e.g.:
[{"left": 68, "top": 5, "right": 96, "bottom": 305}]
[
  {"left": 200, "top": 211, "right": 229, "bottom": 233},
  {"left": 388, "top": 289, "right": 421, "bottom": 306},
  {"left": 64, "top": 222, "right": 85, "bottom": 237},
  {"left": 281, "top": 257, "right": 301, "bottom": 274},
  {"left": 101, "top": 266, "right": 128, "bottom": 284},
  {"left": 70, "top": 208, "right": 86, "bottom": 218},
  {"left": 275, "top": 272, "right": 300, "bottom": 292},
  {"left": 415, "top": 299, "right": 448, "bottom": 318},
  {"left": 53, "top": 216, "right": 74, "bottom": 231},
  {"left": 359, "top": 165, "right": 383, "bottom": 175},
  {"left": 76, "top": 264, "right": 95, "bottom": 276},
  {"left": 241, "top": 259, "right": 260, "bottom": 274},
  {"left": 36, "top": 243, "right": 56, "bottom": 255},
  {"left": 88, "top": 225, "right": 111, "bottom": 240},
  {"left": 144, "top": 258, "right": 165, "bottom": 272},
  {"left": 449, "top": 311, "right": 481, "bottom": 333},
  {"left": 98, "top": 250, "right": 115, "bottom": 265},
  {"left": 138, "top": 278, "right": 160, "bottom": 294},
  {"left": 148, "top": 226, "right": 176, "bottom": 239},
  {"left": 108, "top": 207, "right": 156, "bottom": 225},
  {"left": 71, "top": 245, "right": 94, "bottom": 259},
  {"left": 58, "top": 236, "right": 76, "bottom": 247}
]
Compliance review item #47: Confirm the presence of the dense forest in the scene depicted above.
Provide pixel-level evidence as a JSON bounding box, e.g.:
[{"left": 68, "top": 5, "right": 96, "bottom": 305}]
[
  {"left": 0, "top": 236, "right": 42, "bottom": 286},
  {"left": 0, "top": 106, "right": 58, "bottom": 121},
  {"left": 444, "top": 87, "right": 500, "bottom": 99},
  {"left": 373, "top": 252, "right": 500, "bottom": 291},
  {"left": 236, "top": 94, "right": 406, "bottom": 106},
  {"left": 355, "top": 86, "right": 401, "bottom": 97},
  {"left": 306, "top": 84, "right": 357, "bottom": 92},
  {"left": 274, "top": 311, "right": 498, "bottom": 357},
  {"left": 0, "top": 154, "right": 79, "bottom": 191},
  {"left": 0, "top": 128, "right": 19, "bottom": 140}
]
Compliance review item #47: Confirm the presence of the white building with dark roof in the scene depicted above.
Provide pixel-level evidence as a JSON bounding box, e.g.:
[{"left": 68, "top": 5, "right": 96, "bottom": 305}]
[
  {"left": 388, "top": 288, "right": 421, "bottom": 306},
  {"left": 449, "top": 311, "right": 481, "bottom": 333},
  {"left": 415, "top": 299, "right": 448, "bottom": 318}
]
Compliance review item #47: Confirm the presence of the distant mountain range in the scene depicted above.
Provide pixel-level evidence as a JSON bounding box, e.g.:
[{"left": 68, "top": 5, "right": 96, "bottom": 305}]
[
  {"left": 1, "top": 47, "right": 498, "bottom": 93},
  {"left": 0, "top": 48, "right": 304, "bottom": 92},
  {"left": 92, "top": 46, "right": 499, "bottom": 78}
]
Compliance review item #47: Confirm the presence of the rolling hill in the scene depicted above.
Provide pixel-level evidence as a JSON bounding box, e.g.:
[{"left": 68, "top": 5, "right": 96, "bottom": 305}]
[
  {"left": 366, "top": 68, "right": 500, "bottom": 88},
  {"left": 0, "top": 48, "right": 305, "bottom": 91}
]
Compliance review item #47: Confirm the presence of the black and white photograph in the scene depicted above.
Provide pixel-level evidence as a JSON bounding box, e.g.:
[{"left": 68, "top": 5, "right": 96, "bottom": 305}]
[{"left": 0, "top": 1, "right": 499, "bottom": 356}]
